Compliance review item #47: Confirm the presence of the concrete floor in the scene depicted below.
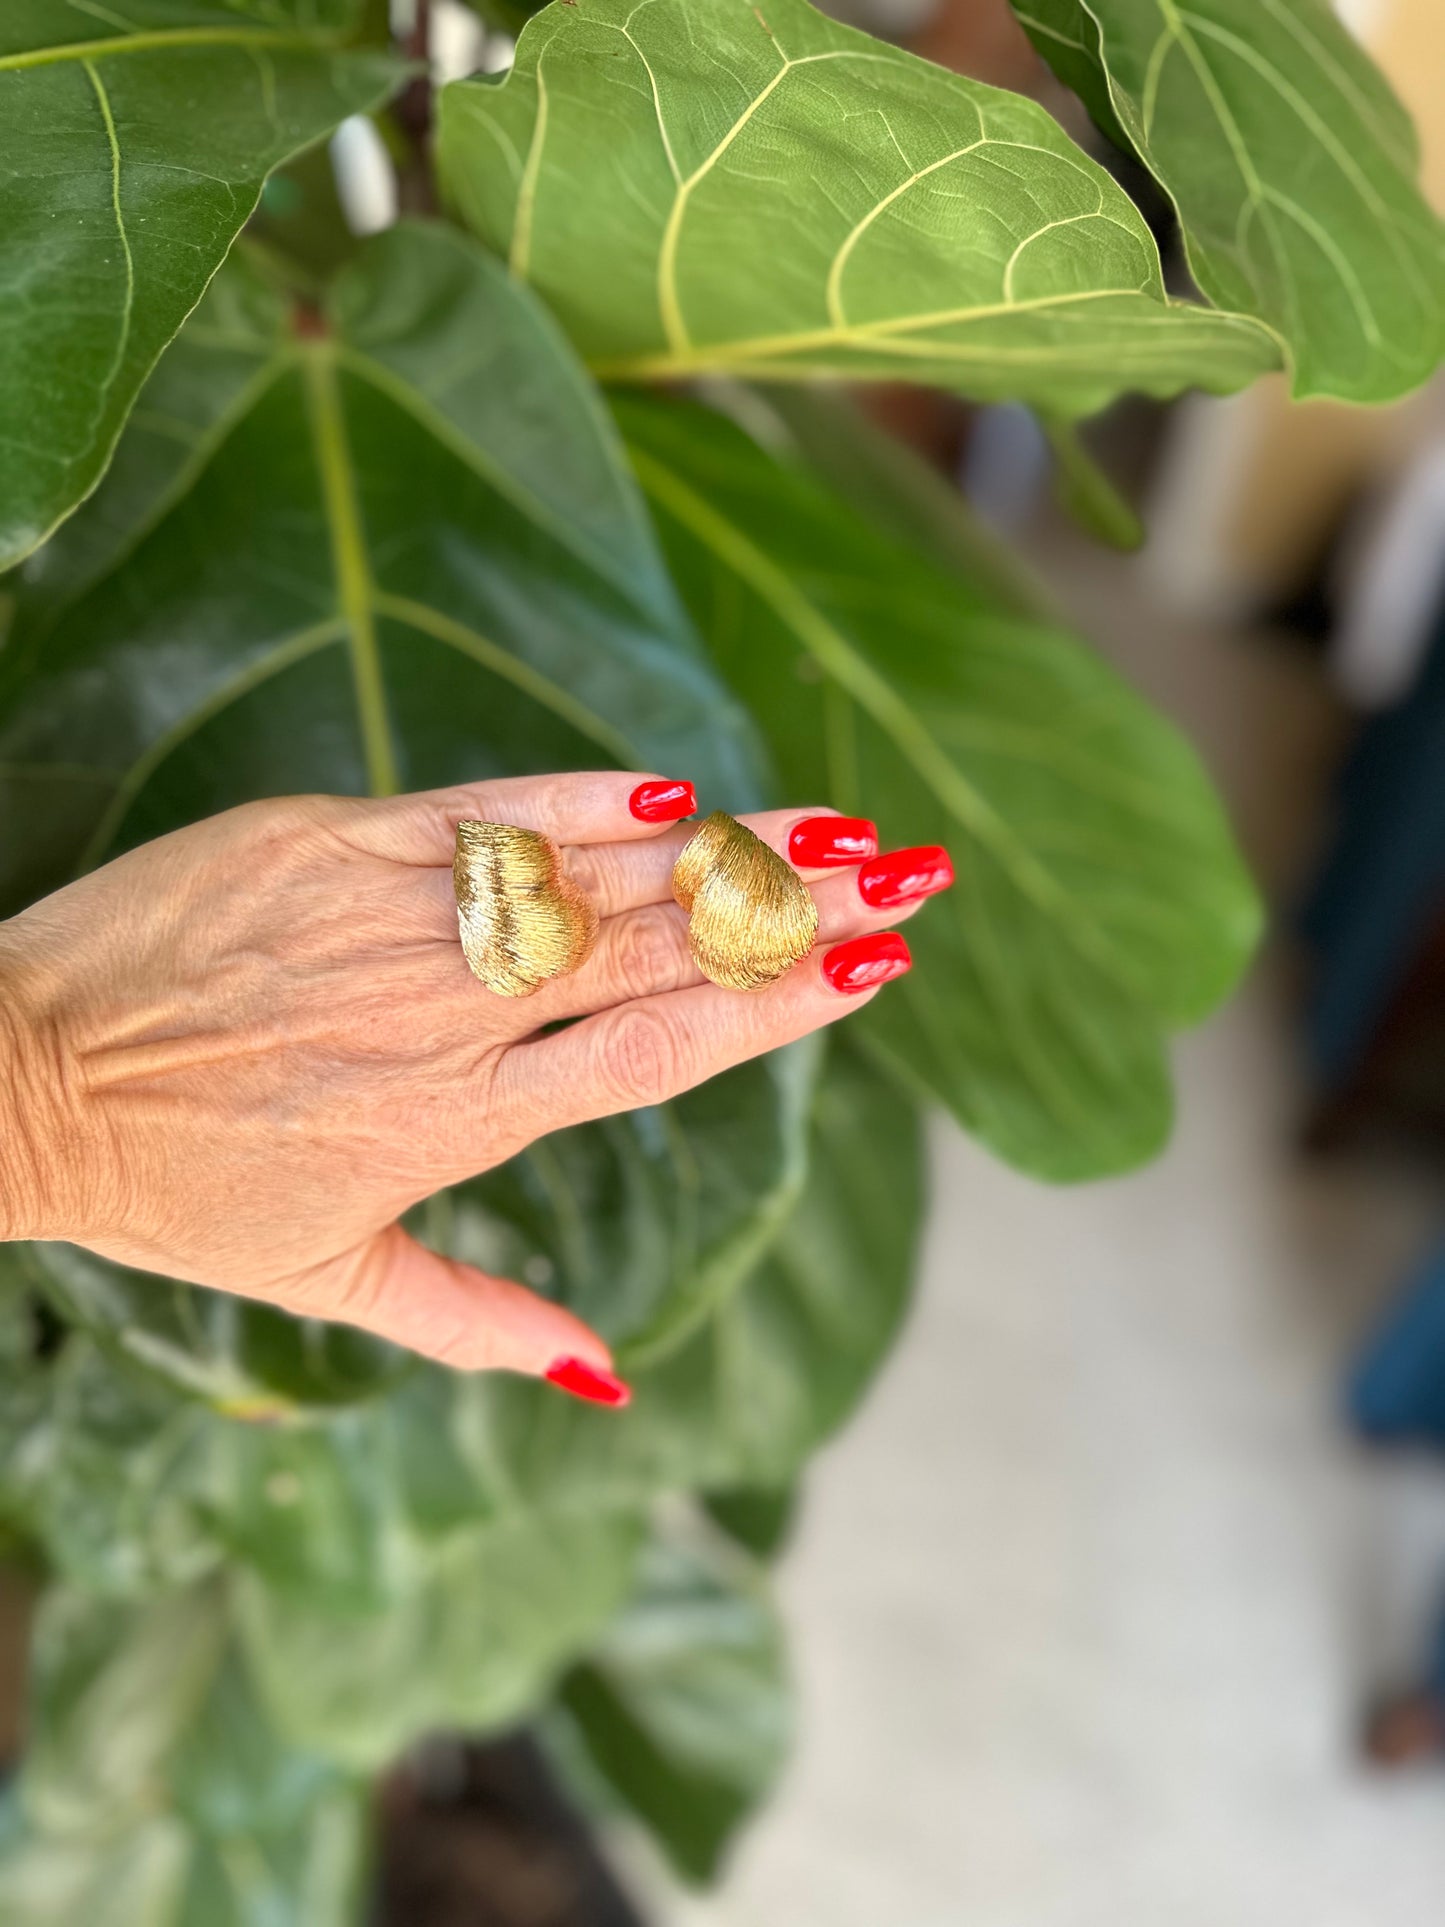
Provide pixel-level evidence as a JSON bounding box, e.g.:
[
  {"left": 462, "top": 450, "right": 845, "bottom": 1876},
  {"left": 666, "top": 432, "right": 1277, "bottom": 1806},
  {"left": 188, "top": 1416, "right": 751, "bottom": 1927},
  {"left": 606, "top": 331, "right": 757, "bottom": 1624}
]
[{"left": 640, "top": 540, "right": 1445, "bottom": 1925}]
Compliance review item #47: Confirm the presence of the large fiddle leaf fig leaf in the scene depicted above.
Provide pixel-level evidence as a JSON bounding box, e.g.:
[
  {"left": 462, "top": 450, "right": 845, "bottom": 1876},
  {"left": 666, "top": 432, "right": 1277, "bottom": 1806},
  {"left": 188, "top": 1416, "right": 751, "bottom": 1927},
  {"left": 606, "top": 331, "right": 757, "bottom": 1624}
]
[
  {"left": 437, "top": 0, "right": 1278, "bottom": 415},
  {"left": 0, "top": 1, "right": 403, "bottom": 571},
  {"left": 0, "top": 1584, "right": 367, "bottom": 1927},
  {"left": 616, "top": 393, "right": 1262, "bottom": 1180},
  {"left": 741, "top": 383, "right": 1053, "bottom": 621},
  {"left": 236, "top": 1508, "right": 645, "bottom": 1770},
  {"left": 0, "top": 218, "right": 757, "bottom": 857},
  {"left": 557, "top": 1524, "right": 790, "bottom": 1884},
  {"left": 1012, "top": 0, "right": 1445, "bottom": 401}
]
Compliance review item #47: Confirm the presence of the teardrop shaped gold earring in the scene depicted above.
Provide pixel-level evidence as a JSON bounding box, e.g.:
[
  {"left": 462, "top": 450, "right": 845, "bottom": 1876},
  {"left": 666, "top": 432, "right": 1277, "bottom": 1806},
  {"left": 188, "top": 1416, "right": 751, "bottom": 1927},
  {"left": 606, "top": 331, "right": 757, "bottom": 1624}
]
[
  {"left": 454, "top": 821, "right": 599, "bottom": 997},
  {"left": 672, "top": 812, "right": 819, "bottom": 991}
]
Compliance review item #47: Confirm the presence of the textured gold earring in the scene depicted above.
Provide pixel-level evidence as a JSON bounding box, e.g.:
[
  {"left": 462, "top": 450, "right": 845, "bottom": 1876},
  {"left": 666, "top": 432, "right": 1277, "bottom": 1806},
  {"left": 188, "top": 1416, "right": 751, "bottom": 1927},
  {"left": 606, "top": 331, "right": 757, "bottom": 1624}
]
[
  {"left": 672, "top": 812, "right": 819, "bottom": 991},
  {"left": 454, "top": 821, "right": 598, "bottom": 997}
]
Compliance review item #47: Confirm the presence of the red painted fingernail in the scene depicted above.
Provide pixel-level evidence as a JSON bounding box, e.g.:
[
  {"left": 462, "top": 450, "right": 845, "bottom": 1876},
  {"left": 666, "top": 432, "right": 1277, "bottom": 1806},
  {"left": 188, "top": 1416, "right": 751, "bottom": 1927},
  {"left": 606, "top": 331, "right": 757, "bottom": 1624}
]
[
  {"left": 788, "top": 815, "right": 879, "bottom": 867},
  {"left": 629, "top": 779, "right": 696, "bottom": 823},
  {"left": 545, "top": 1355, "right": 632, "bottom": 1407},
  {"left": 822, "top": 932, "right": 912, "bottom": 994},
  {"left": 858, "top": 845, "right": 954, "bottom": 909}
]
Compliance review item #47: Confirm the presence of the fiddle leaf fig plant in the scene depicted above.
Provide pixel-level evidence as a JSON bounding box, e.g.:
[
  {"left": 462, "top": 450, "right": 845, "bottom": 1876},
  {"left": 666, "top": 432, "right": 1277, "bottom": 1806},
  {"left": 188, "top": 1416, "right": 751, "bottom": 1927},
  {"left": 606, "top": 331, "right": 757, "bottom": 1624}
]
[{"left": 0, "top": 0, "right": 1439, "bottom": 1913}]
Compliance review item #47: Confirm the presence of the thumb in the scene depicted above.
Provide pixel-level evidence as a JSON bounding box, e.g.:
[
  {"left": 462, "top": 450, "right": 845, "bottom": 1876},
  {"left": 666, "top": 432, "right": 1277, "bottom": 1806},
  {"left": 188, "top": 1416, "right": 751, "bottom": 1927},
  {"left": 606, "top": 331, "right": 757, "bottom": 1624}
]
[{"left": 302, "top": 1225, "right": 631, "bottom": 1405}]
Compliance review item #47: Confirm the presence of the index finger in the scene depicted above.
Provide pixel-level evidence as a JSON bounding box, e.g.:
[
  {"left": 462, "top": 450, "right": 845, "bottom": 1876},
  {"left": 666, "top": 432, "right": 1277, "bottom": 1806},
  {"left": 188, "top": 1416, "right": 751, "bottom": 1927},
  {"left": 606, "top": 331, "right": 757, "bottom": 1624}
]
[{"left": 336, "top": 771, "right": 700, "bottom": 865}]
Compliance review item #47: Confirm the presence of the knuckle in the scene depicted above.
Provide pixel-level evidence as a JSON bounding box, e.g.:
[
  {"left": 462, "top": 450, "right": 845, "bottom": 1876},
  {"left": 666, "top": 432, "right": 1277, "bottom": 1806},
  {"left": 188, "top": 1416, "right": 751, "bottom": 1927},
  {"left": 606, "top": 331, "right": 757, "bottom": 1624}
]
[
  {"left": 405, "top": 789, "right": 502, "bottom": 854},
  {"left": 561, "top": 844, "right": 607, "bottom": 902},
  {"left": 597, "top": 1004, "right": 692, "bottom": 1110},
  {"left": 422, "top": 793, "right": 474, "bottom": 849},
  {"left": 607, "top": 907, "right": 690, "bottom": 1005}
]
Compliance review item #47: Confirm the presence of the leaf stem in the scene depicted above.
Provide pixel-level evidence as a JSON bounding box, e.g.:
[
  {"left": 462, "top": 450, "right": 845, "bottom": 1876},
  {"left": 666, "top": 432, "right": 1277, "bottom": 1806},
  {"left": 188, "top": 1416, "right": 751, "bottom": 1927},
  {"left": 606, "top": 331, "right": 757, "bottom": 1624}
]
[
  {"left": 394, "top": 0, "right": 438, "bottom": 216},
  {"left": 0, "top": 28, "right": 332, "bottom": 73},
  {"left": 301, "top": 346, "right": 400, "bottom": 799}
]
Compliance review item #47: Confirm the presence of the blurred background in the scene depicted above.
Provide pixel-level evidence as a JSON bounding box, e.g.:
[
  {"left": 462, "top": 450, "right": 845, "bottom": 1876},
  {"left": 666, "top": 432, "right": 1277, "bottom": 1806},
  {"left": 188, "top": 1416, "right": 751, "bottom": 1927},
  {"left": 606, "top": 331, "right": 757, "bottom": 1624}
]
[{"left": 8, "top": 1, "right": 1445, "bottom": 1921}]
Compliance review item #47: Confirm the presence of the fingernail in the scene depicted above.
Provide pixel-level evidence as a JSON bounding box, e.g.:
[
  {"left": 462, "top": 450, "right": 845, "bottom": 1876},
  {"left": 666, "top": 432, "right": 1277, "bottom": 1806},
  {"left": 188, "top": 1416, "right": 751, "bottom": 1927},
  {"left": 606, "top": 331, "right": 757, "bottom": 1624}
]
[
  {"left": 822, "top": 932, "right": 912, "bottom": 994},
  {"left": 545, "top": 1355, "right": 633, "bottom": 1407},
  {"left": 630, "top": 779, "right": 696, "bottom": 823},
  {"left": 788, "top": 815, "right": 879, "bottom": 868},
  {"left": 858, "top": 845, "right": 954, "bottom": 909}
]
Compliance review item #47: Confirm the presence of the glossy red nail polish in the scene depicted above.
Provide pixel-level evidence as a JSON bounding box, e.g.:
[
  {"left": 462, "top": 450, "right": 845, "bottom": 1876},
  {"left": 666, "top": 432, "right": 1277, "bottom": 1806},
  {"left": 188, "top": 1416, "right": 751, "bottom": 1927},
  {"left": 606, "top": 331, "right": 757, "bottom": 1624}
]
[
  {"left": 788, "top": 815, "right": 879, "bottom": 868},
  {"left": 629, "top": 779, "right": 696, "bottom": 823},
  {"left": 545, "top": 1355, "right": 633, "bottom": 1407},
  {"left": 858, "top": 845, "right": 954, "bottom": 909},
  {"left": 822, "top": 932, "right": 912, "bottom": 993}
]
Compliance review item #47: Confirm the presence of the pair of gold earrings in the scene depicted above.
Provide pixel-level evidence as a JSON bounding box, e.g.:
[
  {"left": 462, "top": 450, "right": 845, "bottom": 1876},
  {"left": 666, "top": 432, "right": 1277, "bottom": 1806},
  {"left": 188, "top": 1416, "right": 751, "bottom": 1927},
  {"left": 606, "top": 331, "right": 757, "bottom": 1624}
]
[{"left": 454, "top": 812, "right": 817, "bottom": 998}]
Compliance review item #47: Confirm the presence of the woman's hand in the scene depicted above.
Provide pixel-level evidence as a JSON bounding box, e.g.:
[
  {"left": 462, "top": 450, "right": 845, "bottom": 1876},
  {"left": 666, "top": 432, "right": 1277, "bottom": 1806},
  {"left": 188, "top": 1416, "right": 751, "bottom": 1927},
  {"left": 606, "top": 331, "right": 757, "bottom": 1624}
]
[{"left": 0, "top": 774, "right": 949, "bottom": 1401}]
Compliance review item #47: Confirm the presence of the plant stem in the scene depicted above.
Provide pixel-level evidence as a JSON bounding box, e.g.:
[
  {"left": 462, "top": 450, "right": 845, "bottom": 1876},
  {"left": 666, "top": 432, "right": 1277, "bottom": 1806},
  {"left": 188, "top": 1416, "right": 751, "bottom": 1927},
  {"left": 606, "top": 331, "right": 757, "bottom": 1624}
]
[
  {"left": 301, "top": 346, "right": 400, "bottom": 799},
  {"left": 395, "top": 0, "right": 437, "bottom": 216}
]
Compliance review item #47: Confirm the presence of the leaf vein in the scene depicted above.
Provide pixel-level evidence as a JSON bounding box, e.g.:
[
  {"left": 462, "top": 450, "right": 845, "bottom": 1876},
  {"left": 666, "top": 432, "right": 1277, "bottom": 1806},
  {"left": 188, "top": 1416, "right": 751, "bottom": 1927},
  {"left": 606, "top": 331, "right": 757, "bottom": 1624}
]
[{"left": 82, "top": 60, "right": 135, "bottom": 433}]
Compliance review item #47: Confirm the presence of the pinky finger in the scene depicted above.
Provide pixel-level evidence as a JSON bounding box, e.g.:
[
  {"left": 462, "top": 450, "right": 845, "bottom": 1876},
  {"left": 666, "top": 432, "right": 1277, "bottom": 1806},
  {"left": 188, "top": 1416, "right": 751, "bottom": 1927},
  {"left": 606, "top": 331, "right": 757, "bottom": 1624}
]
[{"left": 495, "top": 932, "right": 912, "bottom": 1136}]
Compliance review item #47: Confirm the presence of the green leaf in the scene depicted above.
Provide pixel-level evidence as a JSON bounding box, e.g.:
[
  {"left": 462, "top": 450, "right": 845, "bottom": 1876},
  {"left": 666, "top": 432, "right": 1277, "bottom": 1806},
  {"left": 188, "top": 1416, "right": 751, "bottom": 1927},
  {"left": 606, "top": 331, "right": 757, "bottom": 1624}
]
[
  {"left": 734, "top": 384, "right": 1054, "bottom": 620},
  {"left": 1009, "top": 0, "right": 1133, "bottom": 148},
  {"left": 558, "top": 1524, "right": 790, "bottom": 1884},
  {"left": 704, "top": 1486, "right": 797, "bottom": 1561},
  {"left": 0, "top": 2, "right": 404, "bottom": 570},
  {"left": 249, "top": 139, "right": 366, "bottom": 292},
  {"left": 1012, "top": 0, "right": 1445, "bottom": 401},
  {"left": 22, "top": 1585, "right": 229, "bottom": 1836},
  {"left": 445, "top": 1035, "right": 816, "bottom": 1359},
  {"left": 0, "top": 1819, "right": 192, "bottom": 1927},
  {"left": 437, "top": 0, "right": 1279, "bottom": 415},
  {"left": 0, "top": 1330, "right": 225, "bottom": 1597},
  {"left": 0, "top": 1583, "right": 368, "bottom": 1927},
  {"left": 492, "top": 1034, "right": 925, "bottom": 1505},
  {"left": 617, "top": 392, "right": 1263, "bottom": 1179},
  {"left": 237, "top": 1508, "right": 645, "bottom": 1770},
  {"left": 0, "top": 220, "right": 759, "bottom": 868}
]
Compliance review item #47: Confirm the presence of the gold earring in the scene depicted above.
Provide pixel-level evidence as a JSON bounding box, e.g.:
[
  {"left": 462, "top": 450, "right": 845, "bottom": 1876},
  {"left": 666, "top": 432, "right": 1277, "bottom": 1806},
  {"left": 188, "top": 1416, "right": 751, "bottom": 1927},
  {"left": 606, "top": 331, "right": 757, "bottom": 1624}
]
[
  {"left": 454, "top": 821, "right": 599, "bottom": 997},
  {"left": 672, "top": 812, "right": 819, "bottom": 991}
]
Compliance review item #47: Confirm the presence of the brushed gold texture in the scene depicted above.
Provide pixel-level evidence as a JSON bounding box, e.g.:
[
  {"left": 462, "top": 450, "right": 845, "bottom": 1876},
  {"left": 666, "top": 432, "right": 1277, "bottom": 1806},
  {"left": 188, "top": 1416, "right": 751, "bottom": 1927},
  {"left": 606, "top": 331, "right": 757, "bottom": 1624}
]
[
  {"left": 672, "top": 811, "right": 819, "bottom": 992},
  {"left": 454, "top": 820, "right": 599, "bottom": 997}
]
